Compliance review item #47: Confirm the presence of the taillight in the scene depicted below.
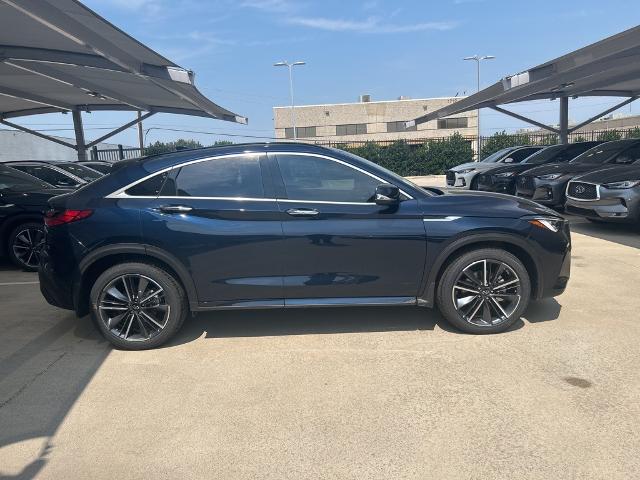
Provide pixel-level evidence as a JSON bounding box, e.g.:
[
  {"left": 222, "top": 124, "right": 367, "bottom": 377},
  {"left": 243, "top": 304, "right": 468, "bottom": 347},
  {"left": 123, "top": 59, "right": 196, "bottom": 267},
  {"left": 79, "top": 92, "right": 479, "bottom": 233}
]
[{"left": 45, "top": 209, "right": 93, "bottom": 227}]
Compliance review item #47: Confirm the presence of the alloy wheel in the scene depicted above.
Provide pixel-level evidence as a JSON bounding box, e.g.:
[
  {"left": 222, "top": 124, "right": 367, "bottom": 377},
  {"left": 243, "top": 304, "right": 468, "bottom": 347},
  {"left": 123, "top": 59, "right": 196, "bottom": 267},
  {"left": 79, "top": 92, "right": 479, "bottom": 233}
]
[
  {"left": 451, "top": 259, "right": 522, "bottom": 327},
  {"left": 12, "top": 226, "right": 44, "bottom": 269},
  {"left": 97, "top": 274, "right": 170, "bottom": 342}
]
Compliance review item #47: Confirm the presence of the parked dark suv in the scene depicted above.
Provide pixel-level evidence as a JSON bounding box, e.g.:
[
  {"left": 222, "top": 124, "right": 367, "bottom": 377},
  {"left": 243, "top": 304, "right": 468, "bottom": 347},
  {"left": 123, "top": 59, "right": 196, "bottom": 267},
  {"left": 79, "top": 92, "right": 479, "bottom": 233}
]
[{"left": 40, "top": 143, "right": 571, "bottom": 349}]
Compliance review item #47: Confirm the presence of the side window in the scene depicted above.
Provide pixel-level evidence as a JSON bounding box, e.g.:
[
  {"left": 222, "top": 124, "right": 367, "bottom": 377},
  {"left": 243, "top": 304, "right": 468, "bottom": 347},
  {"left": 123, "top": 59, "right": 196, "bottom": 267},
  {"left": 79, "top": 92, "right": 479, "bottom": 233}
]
[
  {"left": 511, "top": 148, "right": 539, "bottom": 162},
  {"left": 277, "top": 154, "right": 381, "bottom": 203},
  {"left": 173, "top": 155, "right": 265, "bottom": 198},
  {"left": 613, "top": 145, "right": 640, "bottom": 164},
  {"left": 126, "top": 172, "right": 168, "bottom": 196}
]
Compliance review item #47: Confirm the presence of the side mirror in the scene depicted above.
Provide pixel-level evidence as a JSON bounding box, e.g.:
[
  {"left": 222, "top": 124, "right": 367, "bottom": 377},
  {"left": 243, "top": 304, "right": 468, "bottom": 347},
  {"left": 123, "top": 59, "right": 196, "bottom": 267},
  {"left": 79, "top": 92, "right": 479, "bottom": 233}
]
[
  {"left": 375, "top": 184, "right": 400, "bottom": 205},
  {"left": 503, "top": 157, "right": 515, "bottom": 163}
]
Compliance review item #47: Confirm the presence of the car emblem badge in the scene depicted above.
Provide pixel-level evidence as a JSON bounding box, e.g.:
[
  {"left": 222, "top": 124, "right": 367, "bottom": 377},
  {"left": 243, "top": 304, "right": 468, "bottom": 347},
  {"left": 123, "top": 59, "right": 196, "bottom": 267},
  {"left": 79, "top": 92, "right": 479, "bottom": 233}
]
[{"left": 575, "top": 185, "right": 585, "bottom": 194}]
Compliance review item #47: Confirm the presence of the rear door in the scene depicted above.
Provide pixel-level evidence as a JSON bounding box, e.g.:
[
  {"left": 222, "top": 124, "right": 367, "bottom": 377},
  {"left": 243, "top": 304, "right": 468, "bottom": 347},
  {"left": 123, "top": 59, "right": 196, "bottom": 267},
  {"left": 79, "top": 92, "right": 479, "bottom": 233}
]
[
  {"left": 139, "top": 153, "right": 284, "bottom": 306},
  {"left": 270, "top": 152, "right": 427, "bottom": 303}
]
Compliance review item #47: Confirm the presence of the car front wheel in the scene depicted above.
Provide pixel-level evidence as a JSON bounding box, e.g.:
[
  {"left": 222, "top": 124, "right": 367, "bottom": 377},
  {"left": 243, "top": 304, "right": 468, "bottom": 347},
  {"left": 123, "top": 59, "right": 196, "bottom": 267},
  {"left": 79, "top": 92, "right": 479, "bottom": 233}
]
[
  {"left": 436, "top": 248, "right": 531, "bottom": 334},
  {"left": 90, "top": 262, "right": 188, "bottom": 350}
]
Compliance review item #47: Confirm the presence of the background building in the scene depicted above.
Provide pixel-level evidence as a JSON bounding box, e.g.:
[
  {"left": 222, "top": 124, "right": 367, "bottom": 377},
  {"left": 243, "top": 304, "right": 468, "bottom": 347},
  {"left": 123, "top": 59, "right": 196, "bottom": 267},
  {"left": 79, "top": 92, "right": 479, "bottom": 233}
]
[
  {"left": 273, "top": 96, "right": 477, "bottom": 144},
  {"left": 0, "top": 130, "right": 131, "bottom": 162}
]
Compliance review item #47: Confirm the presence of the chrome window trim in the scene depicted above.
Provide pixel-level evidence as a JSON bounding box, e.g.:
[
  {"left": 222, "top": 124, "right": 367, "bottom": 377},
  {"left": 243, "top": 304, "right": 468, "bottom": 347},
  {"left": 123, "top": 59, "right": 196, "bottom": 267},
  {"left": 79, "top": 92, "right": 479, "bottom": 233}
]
[
  {"left": 106, "top": 150, "right": 414, "bottom": 203},
  {"left": 566, "top": 180, "right": 601, "bottom": 202}
]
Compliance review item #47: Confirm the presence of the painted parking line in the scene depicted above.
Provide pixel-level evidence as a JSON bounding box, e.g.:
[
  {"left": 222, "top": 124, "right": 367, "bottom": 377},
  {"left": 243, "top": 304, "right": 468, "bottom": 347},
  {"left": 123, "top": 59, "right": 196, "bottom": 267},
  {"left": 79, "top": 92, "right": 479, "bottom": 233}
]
[{"left": 0, "top": 281, "right": 39, "bottom": 286}]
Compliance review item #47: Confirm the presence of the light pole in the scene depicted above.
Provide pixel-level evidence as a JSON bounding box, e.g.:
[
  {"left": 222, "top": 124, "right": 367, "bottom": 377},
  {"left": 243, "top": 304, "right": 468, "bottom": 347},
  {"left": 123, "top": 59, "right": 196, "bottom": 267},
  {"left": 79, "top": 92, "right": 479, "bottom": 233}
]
[
  {"left": 464, "top": 55, "right": 495, "bottom": 160},
  {"left": 274, "top": 61, "right": 305, "bottom": 140}
]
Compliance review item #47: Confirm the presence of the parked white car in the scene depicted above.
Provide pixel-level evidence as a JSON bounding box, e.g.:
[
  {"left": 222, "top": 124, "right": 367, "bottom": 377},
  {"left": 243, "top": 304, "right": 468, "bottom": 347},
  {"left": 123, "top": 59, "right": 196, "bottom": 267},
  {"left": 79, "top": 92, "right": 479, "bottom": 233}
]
[{"left": 446, "top": 146, "right": 543, "bottom": 189}]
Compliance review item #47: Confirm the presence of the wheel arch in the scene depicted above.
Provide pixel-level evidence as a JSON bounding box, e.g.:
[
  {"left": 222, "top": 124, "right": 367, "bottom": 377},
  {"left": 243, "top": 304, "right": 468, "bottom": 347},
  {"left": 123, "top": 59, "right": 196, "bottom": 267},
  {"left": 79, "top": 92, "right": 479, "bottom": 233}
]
[
  {"left": 75, "top": 244, "right": 198, "bottom": 316},
  {"left": 0, "top": 214, "right": 44, "bottom": 254},
  {"left": 419, "top": 233, "right": 542, "bottom": 307}
]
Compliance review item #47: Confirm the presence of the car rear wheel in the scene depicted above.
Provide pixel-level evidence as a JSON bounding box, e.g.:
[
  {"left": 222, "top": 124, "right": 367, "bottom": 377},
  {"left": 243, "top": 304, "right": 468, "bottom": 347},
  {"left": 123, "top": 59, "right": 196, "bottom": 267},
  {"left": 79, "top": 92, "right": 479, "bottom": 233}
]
[
  {"left": 436, "top": 248, "right": 531, "bottom": 334},
  {"left": 90, "top": 262, "right": 188, "bottom": 350},
  {"left": 8, "top": 222, "right": 44, "bottom": 271}
]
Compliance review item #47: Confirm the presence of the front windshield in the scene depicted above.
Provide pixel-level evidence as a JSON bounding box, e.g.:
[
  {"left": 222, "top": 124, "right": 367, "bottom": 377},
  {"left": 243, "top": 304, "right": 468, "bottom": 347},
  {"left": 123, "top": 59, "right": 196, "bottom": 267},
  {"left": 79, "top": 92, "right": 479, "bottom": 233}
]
[
  {"left": 0, "top": 166, "right": 51, "bottom": 191},
  {"left": 480, "top": 148, "right": 513, "bottom": 163},
  {"left": 522, "top": 146, "right": 564, "bottom": 165},
  {"left": 58, "top": 163, "right": 103, "bottom": 181},
  {"left": 10, "top": 164, "right": 82, "bottom": 187},
  {"left": 570, "top": 142, "right": 631, "bottom": 165}
]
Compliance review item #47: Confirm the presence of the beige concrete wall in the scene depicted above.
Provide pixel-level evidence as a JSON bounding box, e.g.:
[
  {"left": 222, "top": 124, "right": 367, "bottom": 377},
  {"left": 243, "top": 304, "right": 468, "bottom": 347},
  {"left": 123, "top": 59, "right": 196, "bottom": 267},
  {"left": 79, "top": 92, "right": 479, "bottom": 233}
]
[{"left": 273, "top": 97, "right": 477, "bottom": 142}]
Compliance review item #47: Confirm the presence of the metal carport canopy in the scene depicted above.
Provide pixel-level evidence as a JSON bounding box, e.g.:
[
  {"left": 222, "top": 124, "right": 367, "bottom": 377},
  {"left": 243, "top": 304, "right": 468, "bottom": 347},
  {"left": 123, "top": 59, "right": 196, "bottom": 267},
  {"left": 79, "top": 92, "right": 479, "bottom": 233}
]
[
  {"left": 407, "top": 25, "right": 640, "bottom": 143},
  {"left": 0, "top": 0, "right": 247, "bottom": 160}
]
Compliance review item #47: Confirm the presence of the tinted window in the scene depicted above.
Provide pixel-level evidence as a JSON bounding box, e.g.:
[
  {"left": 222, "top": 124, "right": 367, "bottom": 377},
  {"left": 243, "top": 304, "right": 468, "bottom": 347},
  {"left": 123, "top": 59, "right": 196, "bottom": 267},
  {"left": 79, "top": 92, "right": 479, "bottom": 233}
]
[
  {"left": 336, "top": 124, "right": 367, "bottom": 136},
  {"left": 10, "top": 165, "right": 81, "bottom": 187},
  {"left": 480, "top": 148, "right": 514, "bottom": 163},
  {"left": 611, "top": 144, "right": 640, "bottom": 164},
  {"left": 285, "top": 126, "right": 317, "bottom": 138},
  {"left": 387, "top": 121, "right": 416, "bottom": 133},
  {"left": 172, "top": 156, "right": 264, "bottom": 198},
  {"left": 126, "top": 172, "right": 168, "bottom": 196},
  {"left": 0, "top": 166, "right": 51, "bottom": 191},
  {"left": 505, "top": 148, "right": 541, "bottom": 163},
  {"left": 277, "top": 154, "right": 380, "bottom": 203},
  {"left": 438, "top": 117, "right": 468, "bottom": 129},
  {"left": 57, "top": 163, "right": 102, "bottom": 181},
  {"left": 571, "top": 141, "right": 632, "bottom": 164}
]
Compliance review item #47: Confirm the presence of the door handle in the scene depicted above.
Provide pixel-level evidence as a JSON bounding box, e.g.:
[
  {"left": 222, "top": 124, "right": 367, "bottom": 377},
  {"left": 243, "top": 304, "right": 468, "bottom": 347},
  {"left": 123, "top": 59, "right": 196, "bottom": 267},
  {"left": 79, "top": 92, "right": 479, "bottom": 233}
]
[
  {"left": 286, "top": 208, "right": 319, "bottom": 217},
  {"left": 157, "top": 205, "right": 193, "bottom": 213}
]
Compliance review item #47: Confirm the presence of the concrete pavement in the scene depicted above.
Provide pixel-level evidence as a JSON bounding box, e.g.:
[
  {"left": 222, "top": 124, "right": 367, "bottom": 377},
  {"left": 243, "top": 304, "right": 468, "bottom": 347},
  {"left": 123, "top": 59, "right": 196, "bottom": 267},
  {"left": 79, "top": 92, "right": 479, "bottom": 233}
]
[{"left": 0, "top": 216, "right": 639, "bottom": 479}]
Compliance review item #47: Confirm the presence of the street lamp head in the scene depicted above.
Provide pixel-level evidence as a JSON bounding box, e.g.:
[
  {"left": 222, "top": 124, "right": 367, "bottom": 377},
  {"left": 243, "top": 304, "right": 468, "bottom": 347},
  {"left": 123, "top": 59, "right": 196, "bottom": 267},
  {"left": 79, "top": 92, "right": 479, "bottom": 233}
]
[
  {"left": 273, "top": 61, "right": 288, "bottom": 67},
  {"left": 481, "top": 55, "right": 496, "bottom": 60},
  {"left": 463, "top": 55, "right": 479, "bottom": 61},
  {"left": 292, "top": 61, "right": 306, "bottom": 66}
]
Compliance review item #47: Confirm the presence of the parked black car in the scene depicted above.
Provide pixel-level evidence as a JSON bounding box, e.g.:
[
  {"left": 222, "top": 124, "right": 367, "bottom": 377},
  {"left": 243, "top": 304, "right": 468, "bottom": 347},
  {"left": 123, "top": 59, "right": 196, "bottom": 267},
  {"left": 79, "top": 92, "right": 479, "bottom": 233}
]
[
  {"left": 476, "top": 142, "right": 601, "bottom": 195},
  {"left": 40, "top": 143, "right": 571, "bottom": 349},
  {"left": 0, "top": 164, "right": 71, "bottom": 270},
  {"left": 515, "top": 139, "right": 640, "bottom": 207},
  {"left": 565, "top": 162, "right": 640, "bottom": 224},
  {"left": 78, "top": 161, "right": 114, "bottom": 175},
  {"left": 6, "top": 161, "right": 86, "bottom": 188},
  {"left": 55, "top": 162, "right": 104, "bottom": 182}
]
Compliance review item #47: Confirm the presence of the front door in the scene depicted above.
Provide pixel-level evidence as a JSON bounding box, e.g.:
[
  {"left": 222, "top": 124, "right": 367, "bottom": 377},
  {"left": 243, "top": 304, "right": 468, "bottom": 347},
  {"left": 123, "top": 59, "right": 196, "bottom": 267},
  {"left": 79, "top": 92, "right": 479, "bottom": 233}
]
[
  {"left": 140, "top": 153, "right": 284, "bottom": 306},
  {"left": 271, "top": 152, "right": 427, "bottom": 304}
]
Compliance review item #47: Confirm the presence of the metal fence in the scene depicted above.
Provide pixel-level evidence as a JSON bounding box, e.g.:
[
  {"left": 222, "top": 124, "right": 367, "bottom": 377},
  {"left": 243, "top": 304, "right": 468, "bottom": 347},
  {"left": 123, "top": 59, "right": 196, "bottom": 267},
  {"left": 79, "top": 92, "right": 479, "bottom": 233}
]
[{"left": 91, "top": 126, "right": 640, "bottom": 161}]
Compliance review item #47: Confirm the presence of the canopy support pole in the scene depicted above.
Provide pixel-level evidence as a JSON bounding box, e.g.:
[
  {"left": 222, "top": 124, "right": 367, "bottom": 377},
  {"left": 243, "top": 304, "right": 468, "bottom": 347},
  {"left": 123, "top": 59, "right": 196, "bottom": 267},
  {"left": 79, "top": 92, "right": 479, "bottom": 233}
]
[
  {"left": 559, "top": 97, "right": 569, "bottom": 144},
  {"left": 489, "top": 106, "right": 561, "bottom": 134},
  {"left": 72, "top": 109, "right": 87, "bottom": 161},
  {"left": 568, "top": 96, "right": 639, "bottom": 133}
]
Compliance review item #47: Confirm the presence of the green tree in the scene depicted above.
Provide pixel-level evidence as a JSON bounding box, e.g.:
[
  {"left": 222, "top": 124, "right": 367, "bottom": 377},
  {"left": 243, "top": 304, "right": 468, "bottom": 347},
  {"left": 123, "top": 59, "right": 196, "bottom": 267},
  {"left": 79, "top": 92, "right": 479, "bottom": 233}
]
[
  {"left": 144, "top": 139, "right": 204, "bottom": 156},
  {"left": 596, "top": 129, "right": 622, "bottom": 142},
  {"left": 625, "top": 127, "right": 640, "bottom": 139}
]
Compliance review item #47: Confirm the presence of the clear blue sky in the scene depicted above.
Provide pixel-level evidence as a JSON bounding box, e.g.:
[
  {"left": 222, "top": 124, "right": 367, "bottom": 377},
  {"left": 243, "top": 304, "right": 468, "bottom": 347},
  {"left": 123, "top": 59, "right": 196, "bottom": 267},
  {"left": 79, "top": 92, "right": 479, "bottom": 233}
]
[{"left": 14, "top": 0, "right": 640, "bottom": 146}]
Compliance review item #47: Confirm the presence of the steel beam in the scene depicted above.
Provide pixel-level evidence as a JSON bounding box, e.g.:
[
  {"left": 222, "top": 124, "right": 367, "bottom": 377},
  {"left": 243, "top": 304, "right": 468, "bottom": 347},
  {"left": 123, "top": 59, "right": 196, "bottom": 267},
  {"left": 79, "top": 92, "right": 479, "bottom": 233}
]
[
  {"left": 0, "top": 119, "right": 76, "bottom": 149},
  {"left": 559, "top": 97, "right": 569, "bottom": 144},
  {"left": 72, "top": 109, "right": 87, "bottom": 161},
  {"left": 489, "top": 106, "right": 560, "bottom": 134},
  {"left": 85, "top": 111, "right": 155, "bottom": 148},
  {"left": 568, "top": 96, "right": 639, "bottom": 133}
]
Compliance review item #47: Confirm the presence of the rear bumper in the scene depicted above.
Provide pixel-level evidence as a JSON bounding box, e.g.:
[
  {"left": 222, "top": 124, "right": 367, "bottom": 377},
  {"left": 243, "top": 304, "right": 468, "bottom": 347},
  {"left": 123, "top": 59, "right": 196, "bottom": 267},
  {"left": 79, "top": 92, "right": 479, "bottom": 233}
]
[{"left": 38, "top": 240, "right": 76, "bottom": 311}]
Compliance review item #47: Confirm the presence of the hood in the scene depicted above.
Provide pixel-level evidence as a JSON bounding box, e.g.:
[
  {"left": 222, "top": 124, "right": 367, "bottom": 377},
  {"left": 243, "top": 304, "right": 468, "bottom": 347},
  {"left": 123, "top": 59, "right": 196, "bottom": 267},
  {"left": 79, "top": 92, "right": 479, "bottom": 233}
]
[
  {"left": 573, "top": 165, "right": 640, "bottom": 184},
  {"left": 420, "top": 190, "right": 560, "bottom": 219},
  {"left": 450, "top": 162, "right": 504, "bottom": 173},
  {"left": 520, "top": 162, "right": 600, "bottom": 177}
]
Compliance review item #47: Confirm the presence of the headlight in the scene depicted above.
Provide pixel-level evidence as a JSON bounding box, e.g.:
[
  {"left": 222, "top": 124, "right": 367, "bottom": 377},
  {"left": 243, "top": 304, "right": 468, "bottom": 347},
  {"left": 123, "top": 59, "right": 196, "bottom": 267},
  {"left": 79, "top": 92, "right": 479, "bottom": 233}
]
[
  {"left": 457, "top": 168, "right": 476, "bottom": 174},
  {"left": 601, "top": 180, "right": 640, "bottom": 189},
  {"left": 495, "top": 171, "right": 517, "bottom": 178},
  {"left": 528, "top": 216, "right": 564, "bottom": 233},
  {"left": 537, "top": 173, "right": 563, "bottom": 180}
]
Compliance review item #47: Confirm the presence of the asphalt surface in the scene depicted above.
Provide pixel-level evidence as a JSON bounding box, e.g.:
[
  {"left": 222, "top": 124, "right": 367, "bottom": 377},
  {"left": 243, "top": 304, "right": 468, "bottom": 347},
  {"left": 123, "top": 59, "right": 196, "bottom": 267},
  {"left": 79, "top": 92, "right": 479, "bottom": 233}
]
[{"left": 1, "top": 210, "right": 639, "bottom": 479}]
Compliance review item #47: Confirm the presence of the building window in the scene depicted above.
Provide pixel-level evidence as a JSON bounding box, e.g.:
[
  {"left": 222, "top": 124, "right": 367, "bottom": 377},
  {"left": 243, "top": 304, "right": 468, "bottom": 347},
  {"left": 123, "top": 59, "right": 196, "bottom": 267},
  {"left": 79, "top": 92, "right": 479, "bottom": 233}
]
[
  {"left": 437, "top": 117, "right": 468, "bottom": 129},
  {"left": 336, "top": 124, "right": 367, "bottom": 136},
  {"left": 284, "top": 126, "right": 317, "bottom": 138},
  {"left": 386, "top": 121, "right": 417, "bottom": 133}
]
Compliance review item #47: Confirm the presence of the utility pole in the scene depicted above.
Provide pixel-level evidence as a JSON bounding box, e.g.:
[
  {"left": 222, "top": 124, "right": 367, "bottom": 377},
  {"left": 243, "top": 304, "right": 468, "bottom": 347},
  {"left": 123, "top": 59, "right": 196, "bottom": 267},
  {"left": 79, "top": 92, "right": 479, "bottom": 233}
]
[
  {"left": 274, "top": 61, "right": 306, "bottom": 140},
  {"left": 464, "top": 55, "right": 495, "bottom": 160}
]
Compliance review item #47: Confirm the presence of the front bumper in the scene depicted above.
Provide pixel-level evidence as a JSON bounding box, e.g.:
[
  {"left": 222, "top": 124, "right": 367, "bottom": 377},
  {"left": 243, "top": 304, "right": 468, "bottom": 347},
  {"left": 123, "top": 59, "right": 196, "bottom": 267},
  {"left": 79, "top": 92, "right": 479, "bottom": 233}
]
[
  {"left": 516, "top": 177, "right": 568, "bottom": 207},
  {"left": 476, "top": 174, "right": 517, "bottom": 194},
  {"left": 446, "top": 170, "right": 477, "bottom": 189},
  {"left": 565, "top": 188, "right": 640, "bottom": 223}
]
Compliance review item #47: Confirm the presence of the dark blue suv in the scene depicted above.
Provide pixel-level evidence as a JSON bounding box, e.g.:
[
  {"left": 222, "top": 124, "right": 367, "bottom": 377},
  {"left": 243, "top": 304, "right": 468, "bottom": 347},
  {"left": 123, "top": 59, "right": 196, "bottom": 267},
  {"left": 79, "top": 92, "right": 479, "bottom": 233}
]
[{"left": 39, "top": 143, "right": 571, "bottom": 349}]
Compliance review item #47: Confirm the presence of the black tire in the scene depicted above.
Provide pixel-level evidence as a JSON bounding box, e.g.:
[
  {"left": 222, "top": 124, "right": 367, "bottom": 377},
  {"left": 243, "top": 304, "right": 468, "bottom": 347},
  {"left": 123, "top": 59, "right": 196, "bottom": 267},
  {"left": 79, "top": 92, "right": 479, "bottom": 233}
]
[
  {"left": 7, "top": 222, "right": 44, "bottom": 271},
  {"left": 436, "top": 248, "right": 531, "bottom": 334},
  {"left": 90, "top": 262, "right": 188, "bottom": 350}
]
